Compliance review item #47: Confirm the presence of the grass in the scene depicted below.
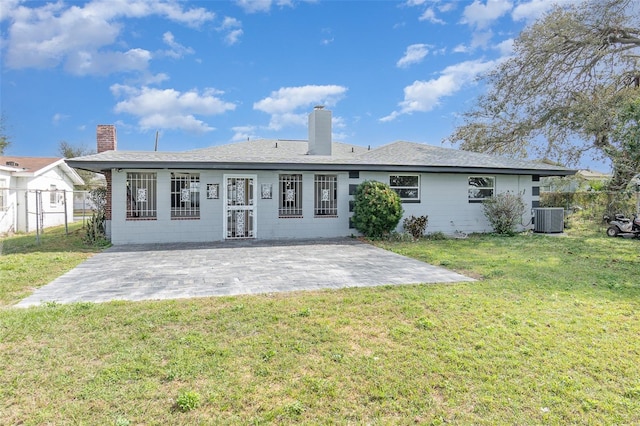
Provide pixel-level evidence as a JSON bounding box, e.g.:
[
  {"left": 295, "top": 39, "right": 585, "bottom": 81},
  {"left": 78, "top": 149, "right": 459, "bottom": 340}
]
[
  {"left": 0, "top": 222, "right": 107, "bottom": 306},
  {"left": 1, "top": 219, "right": 639, "bottom": 424}
]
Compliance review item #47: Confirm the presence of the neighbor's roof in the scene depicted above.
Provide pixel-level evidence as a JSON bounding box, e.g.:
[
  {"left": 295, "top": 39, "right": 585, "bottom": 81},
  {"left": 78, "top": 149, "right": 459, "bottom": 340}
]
[
  {"left": 67, "top": 139, "right": 575, "bottom": 176},
  {"left": 0, "top": 156, "right": 85, "bottom": 185}
]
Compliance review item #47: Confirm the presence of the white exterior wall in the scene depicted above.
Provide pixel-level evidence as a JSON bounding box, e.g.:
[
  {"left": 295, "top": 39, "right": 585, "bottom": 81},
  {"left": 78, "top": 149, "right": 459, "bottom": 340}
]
[
  {"left": 110, "top": 169, "right": 352, "bottom": 244},
  {"left": 109, "top": 168, "right": 536, "bottom": 244},
  {"left": 0, "top": 171, "right": 17, "bottom": 234},
  {"left": 255, "top": 171, "right": 350, "bottom": 240},
  {"left": 352, "top": 172, "right": 535, "bottom": 235}
]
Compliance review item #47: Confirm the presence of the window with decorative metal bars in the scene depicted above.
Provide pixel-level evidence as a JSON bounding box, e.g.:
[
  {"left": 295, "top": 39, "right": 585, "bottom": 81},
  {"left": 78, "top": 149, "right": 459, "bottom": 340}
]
[
  {"left": 314, "top": 174, "right": 338, "bottom": 217},
  {"left": 279, "top": 174, "right": 303, "bottom": 217},
  {"left": 126, "top": 172, "right": 157, "bottom": 219},
  {"left": 171, "top": 172, "right": 200, "bottom": 219}
]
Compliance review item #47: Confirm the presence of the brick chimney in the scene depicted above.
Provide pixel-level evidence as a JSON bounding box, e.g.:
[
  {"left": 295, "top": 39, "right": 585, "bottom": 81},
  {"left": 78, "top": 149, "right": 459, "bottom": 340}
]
[
  {"left": 96, "top": 125, "right": 116, "bottom": 225},
  {"left": 97, "top": 125, "right": 117, "bottom": 153},
  {"left": 308, "top": 106, "right": 332, "bottom": 156}
]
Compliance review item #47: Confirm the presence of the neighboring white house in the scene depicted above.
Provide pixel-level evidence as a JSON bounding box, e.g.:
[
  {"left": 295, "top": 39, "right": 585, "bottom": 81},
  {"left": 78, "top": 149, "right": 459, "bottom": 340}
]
[
  {"left": 0, "top": 157, "right": 84, "bottom": 235},
  {"left": 68, "top": 107, "right": 575, "bottom": 245}
]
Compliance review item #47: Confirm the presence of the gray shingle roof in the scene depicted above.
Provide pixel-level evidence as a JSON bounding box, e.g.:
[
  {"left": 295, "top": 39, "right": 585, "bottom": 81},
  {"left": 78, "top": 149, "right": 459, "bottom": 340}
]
[{"left": 67, "top": 138, "right": 575, "bottom": 176}]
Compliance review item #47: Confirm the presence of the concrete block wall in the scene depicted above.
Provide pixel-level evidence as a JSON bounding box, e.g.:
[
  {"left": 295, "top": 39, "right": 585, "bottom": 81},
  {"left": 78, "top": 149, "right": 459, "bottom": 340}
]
[
  {"left": 109, "top": 168, "right": 536, "bottom": 244},
  {"left": 110, "top": 169, "right": 352, "bottom": 244},
  {"left": 350, "top": 172, "right": 534, "bottom": 235}
]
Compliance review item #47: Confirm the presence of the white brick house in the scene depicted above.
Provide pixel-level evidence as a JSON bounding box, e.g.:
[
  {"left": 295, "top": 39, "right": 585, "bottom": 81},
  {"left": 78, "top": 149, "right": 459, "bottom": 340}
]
[{"left": 68, "top": 107, "right": 575, "bottom": 244}]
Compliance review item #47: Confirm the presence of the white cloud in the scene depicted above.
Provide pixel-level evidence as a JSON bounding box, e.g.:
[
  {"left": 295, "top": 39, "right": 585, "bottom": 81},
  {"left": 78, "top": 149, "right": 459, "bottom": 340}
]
[
  {"left": 218, "top": 16, "right": 243, "bottom": 45},
  {"left": 52, "top": 113, "right": 69, "bottom": 125},
  {"left": 494, "top": 38, "right": 514, "bottom": 55},
  {"left": 419, "top": 8, "right": 445, "bottom": 24},
  {"left": 65, "top": 48, "right": 152, "bottom": 76},
  {"left": 381, "top": 59, "right": 498, "bottom": 121},
  {"left": 111, "top": 85, "right": 236, "bottom": 133},
  {"left": 470, "top": 30, "right": 494, "bottom": 49},
  {"left": 438, "top": 2, "right": 456, "bottom": 13},
  {"left": 2, "top": 0, "right": 214, "bottom": 74},
  {"left": 254, "top": 85, "right": 347, "bottom": 114},
  {"left": 235, "top": 0, "right": 294, "bottom": 14},
  {"left": 254, "top": 85, "right": 347, "bottom": 130},
  {"left": 397, "top": 44, "right": 430, "bottom": 68},
  {"left": 453, "top": 44, "right": 469, "bottom": 53},
  {"left": 321, "top": 28, "right": 334, "bottom": 45},
  {"left": 461, "top": 0, "right": 512, "bottom": 29},
  {"left": 512, "top": 0, "right": 559, "bottom": 22},
  {"left": 140, "top": 72, "right": 171, "bottom": 85},
  {"left": 225, "top": 29, "right": 244, "bottom": 45},
  {"left": 231, "top": 125, "right": 260, "bottom": 141},
  {"left": 160, "top": 32, "right": 194, "bottom": 59}
]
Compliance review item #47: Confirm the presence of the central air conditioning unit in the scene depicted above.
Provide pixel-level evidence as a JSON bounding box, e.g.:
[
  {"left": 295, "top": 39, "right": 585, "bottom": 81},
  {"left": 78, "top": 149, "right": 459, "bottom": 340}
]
[{"left": 533, "top": 208, "right": 565, "bottom": 233}]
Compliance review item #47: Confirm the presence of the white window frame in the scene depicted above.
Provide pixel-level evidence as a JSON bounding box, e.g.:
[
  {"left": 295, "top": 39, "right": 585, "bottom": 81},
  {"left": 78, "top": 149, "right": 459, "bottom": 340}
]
[
  {"left": 49, "top": 184, "right": 58, "bottom": 207},
  {"left": 279, "top": 174, "right": 303, "bottom": 218},
  {"left": 0, "top": 179, "right": 7, "bottom": 211},
  {"left": 126, "top": 172, "right": 157, "bottom": 219},
  {"left": 314, "top": 174, "right": 338, "bottom": 217},
  {"left": 468, "top": 176, "right": 495, "bottom": 203},
  {"left": 171, "top": 172, "right": 200, "bottom": 219},
  {"left": 389, "top": 175, "right": 420, "bottom": 202}
]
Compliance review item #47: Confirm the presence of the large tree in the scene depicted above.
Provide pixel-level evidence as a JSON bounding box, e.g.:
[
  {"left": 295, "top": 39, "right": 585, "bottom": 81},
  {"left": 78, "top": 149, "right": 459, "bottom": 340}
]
[
  {"left": 0, "top": 114, "right": 10, "bottom": 154},
  {"left": 58, "top": 141, "right": 95, "bottom": 189},
  {"left": 448, "top": 0, "right": 640, "bottom": 191}
]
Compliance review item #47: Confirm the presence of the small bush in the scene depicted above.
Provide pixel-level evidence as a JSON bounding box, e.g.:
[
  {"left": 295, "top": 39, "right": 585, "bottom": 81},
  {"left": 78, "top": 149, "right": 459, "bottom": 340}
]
[
  {"left": 85, "top": 187, "right": 107, "bottom": 244},
  {"left": 426, "top": 231, "right": 447, "bottom": 240},
  {"left": 352, "top": 181, "right": 403, "bottom": 239},
  {"left": 384, "top": 231, "right": 414, "bottom": 242},
  {"left": 403, "top": 215, "right": 428, "bottom": 239},
  {"left": 482, "top": 192, "right": 525, "bottom": 236},
  {"left": 176, "top": 390, "right": 201, "bottom": 412}
]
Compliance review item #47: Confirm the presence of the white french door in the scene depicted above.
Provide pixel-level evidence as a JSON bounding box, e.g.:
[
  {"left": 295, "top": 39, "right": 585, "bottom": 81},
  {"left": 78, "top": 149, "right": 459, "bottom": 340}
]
[{"left": 224, "top": 175, "right": 257, "bottom": 239}]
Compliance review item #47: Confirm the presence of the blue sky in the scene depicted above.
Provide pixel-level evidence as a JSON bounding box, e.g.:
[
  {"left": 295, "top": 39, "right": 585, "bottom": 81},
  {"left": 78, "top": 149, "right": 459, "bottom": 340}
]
[{"left": 2, "top": 0, "right": 600, "bottom": 168}]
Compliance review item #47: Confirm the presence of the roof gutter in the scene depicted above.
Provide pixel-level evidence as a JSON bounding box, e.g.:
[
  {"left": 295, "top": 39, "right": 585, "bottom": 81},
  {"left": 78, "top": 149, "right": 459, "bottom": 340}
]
[{"left": 66, "top": 159, "right": 576, "bottom": 177}]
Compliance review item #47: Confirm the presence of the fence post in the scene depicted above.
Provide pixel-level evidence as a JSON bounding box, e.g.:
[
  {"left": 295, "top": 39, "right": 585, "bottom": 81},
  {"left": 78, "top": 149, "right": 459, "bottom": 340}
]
[
  {"left": 64, "top": 190, "right": 68, "bottom": 235},
  {"left": 35, "top": 190, "right": 41, "bottom": 244}
]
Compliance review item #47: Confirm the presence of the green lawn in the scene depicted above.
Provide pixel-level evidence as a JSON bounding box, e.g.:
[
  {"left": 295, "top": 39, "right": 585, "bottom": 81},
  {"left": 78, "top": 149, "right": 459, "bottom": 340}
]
[
  {"left": 0, "top": 222, "right": 106, "bottom": 305},
  {"left": 1, "top": 222, "right": 639, "bottom": 424}
]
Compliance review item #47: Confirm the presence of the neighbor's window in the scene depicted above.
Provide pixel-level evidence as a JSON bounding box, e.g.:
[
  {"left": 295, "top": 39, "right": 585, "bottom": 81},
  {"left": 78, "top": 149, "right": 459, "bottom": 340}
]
[
  {"left": 171, "top": 172, "right": 200, "bottom": 219},
  {"left": 389, "top": 175, "right": 420, "bottom": 202},
  {"left": 49, "top": 184, "right": 58, "bottom": 207},
  {"left": 314, "top": 174, "right": 338, "bottom": 216},
  {"left": 126, "top": 172, "right": 157, "bottom": 219},
  {"left": 279, "top": 174, "right": 303, "bottom": 217},
  {"left": 0, "top": 179, "right": 7, "bottom": 211},
  {"left": 468, "top": 176, "right": 495, "bottom": 202}
]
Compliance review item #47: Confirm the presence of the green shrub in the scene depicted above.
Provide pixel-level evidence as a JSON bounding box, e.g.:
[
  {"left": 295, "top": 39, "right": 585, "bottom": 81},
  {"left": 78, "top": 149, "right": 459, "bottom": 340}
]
[
  {"left": 482, "top": 191, "right": 525, "bottom": 236},
  {"left": 541, "top": 191, "right": 636, "bottom": 220},
  {"left": 176, "top": 390, "right": 201, "bottom": 412},
  {"left": 85, "top": 187, "right": 107, "bottom": 244},
  {"left": 352, "top": 181, "right": 403, "bottom": 238},
  {"left": 384, "top": 231, "right": 414, "bottom": 242},
  {"left": 403, "top": 215, "right": 428, "bottom": 239}
]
